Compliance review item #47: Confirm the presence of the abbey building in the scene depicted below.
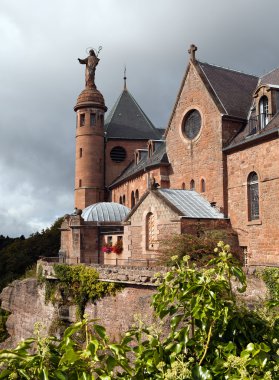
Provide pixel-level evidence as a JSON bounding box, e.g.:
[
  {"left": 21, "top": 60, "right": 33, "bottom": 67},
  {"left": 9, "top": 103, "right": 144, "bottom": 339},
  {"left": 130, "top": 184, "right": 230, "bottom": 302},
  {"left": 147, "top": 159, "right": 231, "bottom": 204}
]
[{"left": 60, "top": 45, "right": 279, "bottom": 267}]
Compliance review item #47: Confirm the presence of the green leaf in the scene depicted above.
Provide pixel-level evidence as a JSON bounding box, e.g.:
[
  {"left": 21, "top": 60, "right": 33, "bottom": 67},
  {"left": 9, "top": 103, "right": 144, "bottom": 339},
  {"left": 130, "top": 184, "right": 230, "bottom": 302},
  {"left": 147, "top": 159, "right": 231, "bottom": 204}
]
[
  {"left": 94, "top": 324, "right": 107, "bottom": 340},
  {"left": 192, "top": 364, "right": 212, "bottom": 379}
]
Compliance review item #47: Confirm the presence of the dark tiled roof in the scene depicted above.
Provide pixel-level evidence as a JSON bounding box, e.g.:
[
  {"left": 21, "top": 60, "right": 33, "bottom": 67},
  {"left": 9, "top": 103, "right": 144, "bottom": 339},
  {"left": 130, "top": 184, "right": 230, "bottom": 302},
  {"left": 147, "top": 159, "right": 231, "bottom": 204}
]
[
  {"left": 198, "top": 61, "right": 259, "bottom": 119},
  {"left": 109, "top": 141, "right": 169, "bottom": 188},
  {"left": 105, "top": 89, "right": 162, "bottom": 140},
  {"left": 260, "top": 67, "right": 279, "bottom": 86},
  {"left": 224, "top": 113, "right": 279, "bottom": 151}
]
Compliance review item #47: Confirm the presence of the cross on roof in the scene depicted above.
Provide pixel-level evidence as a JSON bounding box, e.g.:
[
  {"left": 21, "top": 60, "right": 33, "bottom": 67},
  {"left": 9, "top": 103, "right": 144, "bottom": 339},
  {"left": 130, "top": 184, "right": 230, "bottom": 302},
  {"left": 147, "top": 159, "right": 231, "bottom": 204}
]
[{"left": 188, "top": 44, "right": 197, "bottom": 61}]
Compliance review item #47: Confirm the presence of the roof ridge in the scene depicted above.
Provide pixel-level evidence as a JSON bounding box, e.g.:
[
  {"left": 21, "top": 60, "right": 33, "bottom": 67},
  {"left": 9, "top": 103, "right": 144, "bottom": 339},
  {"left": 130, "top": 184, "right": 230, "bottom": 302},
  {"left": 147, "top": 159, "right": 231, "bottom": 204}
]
[
  {"left": 105, "top": 91, "right": 123, "bottom": 125},
  {"left": 198, "top": 60, "right": 258, "bottom": 79},
  {"left": 260, "top": 66, "right": 279, "bottom": 79},
  {"left": 127, "top": 90, "right": 159, "bottom": 132},
  {"left": 198, "top": 62, "right": 228, "bottom": 114}
]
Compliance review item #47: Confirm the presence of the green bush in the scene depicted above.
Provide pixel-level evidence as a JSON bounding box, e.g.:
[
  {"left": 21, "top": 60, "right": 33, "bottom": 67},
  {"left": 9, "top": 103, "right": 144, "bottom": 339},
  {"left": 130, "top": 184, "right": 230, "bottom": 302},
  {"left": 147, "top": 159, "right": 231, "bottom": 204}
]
[{"left": 0, "top": 242, "right": 278, "bottom": 379}]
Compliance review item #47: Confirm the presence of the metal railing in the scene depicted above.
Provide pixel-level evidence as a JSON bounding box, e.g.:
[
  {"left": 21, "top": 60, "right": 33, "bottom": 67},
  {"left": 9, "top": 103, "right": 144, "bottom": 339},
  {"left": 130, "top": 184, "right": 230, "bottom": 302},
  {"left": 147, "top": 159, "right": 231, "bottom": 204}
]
[
  {"left": 248, "top": 113, "right": 273, "bottom": 135},
  {"left": 38, "top": 256, "right": 160, "bottom": 268}
]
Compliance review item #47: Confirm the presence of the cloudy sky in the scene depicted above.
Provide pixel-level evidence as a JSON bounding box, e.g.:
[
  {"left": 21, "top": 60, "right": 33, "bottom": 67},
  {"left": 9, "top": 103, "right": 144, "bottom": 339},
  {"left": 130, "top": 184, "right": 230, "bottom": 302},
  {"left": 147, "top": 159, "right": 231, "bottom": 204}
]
[{"left": 1, "top": 0, "right": 278, "bottom": 237}]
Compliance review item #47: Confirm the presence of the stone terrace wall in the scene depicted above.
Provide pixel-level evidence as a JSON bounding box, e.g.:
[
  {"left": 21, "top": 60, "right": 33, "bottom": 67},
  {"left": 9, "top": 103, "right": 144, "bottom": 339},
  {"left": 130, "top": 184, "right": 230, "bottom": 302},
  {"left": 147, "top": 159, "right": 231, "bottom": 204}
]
[{"left": 37, "top": 260, "right": 167, "bottom": 286}]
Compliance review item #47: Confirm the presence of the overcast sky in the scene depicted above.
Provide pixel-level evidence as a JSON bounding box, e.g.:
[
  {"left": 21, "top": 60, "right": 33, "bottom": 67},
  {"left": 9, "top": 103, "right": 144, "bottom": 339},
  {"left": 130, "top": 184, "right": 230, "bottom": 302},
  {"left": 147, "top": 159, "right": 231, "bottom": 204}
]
[{"left": 1, "top": 0, "right": 278, "bottom": 237}]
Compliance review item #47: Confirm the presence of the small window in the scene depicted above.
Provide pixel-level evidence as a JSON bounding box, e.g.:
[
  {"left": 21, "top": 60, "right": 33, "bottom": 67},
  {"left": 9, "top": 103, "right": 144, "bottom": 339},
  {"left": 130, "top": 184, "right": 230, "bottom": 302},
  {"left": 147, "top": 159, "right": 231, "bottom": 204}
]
[
  {"left": 131, "top": 191, "right": 135, "bottom": 208},
  {"left": 146, "top": 212, "right": 155, "bottom": 250},
  {"left": 117, "top": 236, "right": 123, "bottom": 243},
  {"left": 79, "top": 148, "right": 82, "bottom": 158},
  {"left": 190, "top": 179, "right": 195, "bottom": 190},
  {"left": 119, "top": 196, "right": 123, "bottom": 204},
  {"left": 90, "top": 113, "right": 96, "bottom": 126},
  {"left": 248, "top": 172, "right": 259, "bottom": 220},
  {"left": 259, "top": 96, "right": 269, "bottom": 129},
  {"left": 79, "top": 179, "right": 82, "bottom": 187},
  {"left": 201, "top": 178, "right": 205, "bottom": 193},
  {"left": 135, "top": 189, "right": 139, "bottom": 204},
  {"left": 107, "top": 236, "right": 113, "bottom": 244},
  {"left": 123, "top": 195, "right": 126, "bottom": 205},
  {"left": 80, "top": 114, "right": 85, "bottom": 127},
  {"left": 182, "top": 182, "right": 185, "bottom": 190}
]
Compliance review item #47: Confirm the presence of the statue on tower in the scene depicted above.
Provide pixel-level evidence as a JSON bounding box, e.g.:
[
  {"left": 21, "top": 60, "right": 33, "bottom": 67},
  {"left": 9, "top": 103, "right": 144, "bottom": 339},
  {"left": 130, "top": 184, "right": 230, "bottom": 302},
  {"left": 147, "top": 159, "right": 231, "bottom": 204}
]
[{"left": 78, "top": 48, "right": 100, "bottom": 88}]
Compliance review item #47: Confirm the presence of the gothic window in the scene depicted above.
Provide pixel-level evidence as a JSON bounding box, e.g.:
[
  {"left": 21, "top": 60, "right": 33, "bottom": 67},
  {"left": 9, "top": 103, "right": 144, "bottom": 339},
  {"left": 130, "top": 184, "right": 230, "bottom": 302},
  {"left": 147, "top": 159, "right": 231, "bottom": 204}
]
[
  {"left": 146, "top": 212, "right": 155, "bottom": 250},
  {"left": 248, "top": 172, "right": 259, "bottom": 221},
  {"left": 131, "top": 191, "right": 135, "bottom": 208},
  {"left": 183, "top": 110, "right": 202, "bottom": 140},
  {"left": 80, "top": 113, "right": 85, "bottom": 127},
  {"left": 259, "top": 96, "right": 269, "bottom": 129},
  {"left": 201, "top": 178, "right": 206, "bottom": 193},
  {"left": 135, "top": 189, "right": 139, "bottom": 204},
  {"left": 90, "top": 113, "right": 96, "bottom": 126},
  {"left": 190, "top": 179, "right": 195, "bottom": 190}
]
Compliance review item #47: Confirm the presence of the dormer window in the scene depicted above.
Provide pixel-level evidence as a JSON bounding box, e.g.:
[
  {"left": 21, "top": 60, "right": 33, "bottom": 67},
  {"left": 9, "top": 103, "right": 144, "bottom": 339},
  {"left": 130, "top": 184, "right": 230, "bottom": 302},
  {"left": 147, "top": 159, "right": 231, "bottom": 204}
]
[{"left": 259, "top": 96, "right": 269, "bottom": 130}]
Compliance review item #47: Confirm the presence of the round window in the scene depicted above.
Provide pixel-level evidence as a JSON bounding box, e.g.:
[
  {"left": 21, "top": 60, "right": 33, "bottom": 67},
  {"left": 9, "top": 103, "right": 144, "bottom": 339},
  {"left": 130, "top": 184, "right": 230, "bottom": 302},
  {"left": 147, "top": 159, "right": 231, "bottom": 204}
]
[
  {"left": 110, "top": 146, "right": 127, "bottom": 163},
  {"left": 183, "top": 110, "right": 201, "bottom": 140}
]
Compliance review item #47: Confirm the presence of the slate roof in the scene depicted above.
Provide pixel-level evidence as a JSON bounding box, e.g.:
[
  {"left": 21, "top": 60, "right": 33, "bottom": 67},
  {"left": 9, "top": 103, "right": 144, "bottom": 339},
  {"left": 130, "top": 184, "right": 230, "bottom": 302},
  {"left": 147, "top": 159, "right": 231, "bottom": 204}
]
[
  {"left": 109, "top": 140, "right": 168, "bottom": 188},
  {"left": 105, "top": 89, "right": 162, "bottom": 140},
  {"left": 260, "top": 67, "right": 279, "bottom": 86},
  {"left": 224, "top": 112, "right": 279, "bottom": 152},
  {"left": 82, "top": 202, "right": 130, "bottom": 222},
  {"left": 198, "top": 61, "right": 259, "bottom": 119},
  {"left": 157, "top": 189, "right": 225, "bottom": 219}
]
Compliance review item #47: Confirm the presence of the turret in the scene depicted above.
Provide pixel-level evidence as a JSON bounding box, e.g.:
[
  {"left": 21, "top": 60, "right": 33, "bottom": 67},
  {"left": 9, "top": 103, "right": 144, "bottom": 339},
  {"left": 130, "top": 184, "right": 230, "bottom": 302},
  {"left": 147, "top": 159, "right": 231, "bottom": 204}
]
[{"left": 74, "top": 49, "right": 107, "bottom": 209}]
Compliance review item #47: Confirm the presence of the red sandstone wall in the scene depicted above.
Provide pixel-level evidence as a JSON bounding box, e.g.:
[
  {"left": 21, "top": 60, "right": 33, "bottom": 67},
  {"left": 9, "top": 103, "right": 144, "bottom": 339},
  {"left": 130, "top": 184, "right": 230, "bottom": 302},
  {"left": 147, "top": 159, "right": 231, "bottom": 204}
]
[
  {"left": 166, "top": 63, "right": 225, "bottom": 210},
  {"left": 112, "top": 168, "right": 164, "bottom": 208},
  {"left": 227, "top": 138, "right": 279, "bottom": 265},
  {"left": 105, "top": 139, "right": 149, "bottom": 189}
]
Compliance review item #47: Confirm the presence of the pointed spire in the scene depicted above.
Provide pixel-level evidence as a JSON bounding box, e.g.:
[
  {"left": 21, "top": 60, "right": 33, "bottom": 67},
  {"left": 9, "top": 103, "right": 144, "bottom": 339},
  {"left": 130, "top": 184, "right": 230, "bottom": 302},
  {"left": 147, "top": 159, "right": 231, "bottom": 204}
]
[{"left": 124, "top": 65, "right": 127, "bottom": 91}]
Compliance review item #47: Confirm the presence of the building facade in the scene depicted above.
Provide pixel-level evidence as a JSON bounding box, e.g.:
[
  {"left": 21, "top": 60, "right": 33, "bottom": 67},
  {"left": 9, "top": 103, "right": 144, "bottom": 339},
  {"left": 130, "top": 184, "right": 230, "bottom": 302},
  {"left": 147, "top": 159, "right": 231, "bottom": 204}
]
[{"left": 60, "top": 45, "right": 279, "bottom": 266}]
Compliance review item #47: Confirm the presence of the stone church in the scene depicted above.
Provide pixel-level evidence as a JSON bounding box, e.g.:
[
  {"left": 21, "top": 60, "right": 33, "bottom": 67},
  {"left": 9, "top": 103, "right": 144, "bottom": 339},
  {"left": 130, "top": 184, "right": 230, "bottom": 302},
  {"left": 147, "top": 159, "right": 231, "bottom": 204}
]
[{"left": 60, "top": 45, "right": 279, "bottom": 267}]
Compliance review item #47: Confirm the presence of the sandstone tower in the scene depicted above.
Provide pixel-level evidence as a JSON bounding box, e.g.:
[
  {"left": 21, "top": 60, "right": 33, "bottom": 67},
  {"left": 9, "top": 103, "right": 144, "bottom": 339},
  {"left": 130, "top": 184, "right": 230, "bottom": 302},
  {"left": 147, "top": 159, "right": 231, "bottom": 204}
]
[{"left": 74, "top": 49, "right": 107, "bottom": 209}]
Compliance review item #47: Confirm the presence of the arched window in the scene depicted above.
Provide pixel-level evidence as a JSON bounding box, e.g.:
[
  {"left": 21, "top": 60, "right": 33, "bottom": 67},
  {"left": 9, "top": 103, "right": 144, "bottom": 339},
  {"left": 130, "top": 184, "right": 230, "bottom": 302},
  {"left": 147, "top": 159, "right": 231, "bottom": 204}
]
[
  {"left": 131, "top": 191, "right": 135, "bottom": 208},
  {"left": 201, "top": 178, "right": 206, "bottom": 193},
  {"left": 190, "top": 179, "right": 195, "bottom": 190},
  {"left": 146, "top": 212, "right": 155, "bottom": 250},
  {"left": 259, "top": 96, "right": 269, "bottom": 129},
  {"left": 182, "top": 182, "right": 185, "bottom": 190},
  {"left": 79, "top": 148, "right": 83, "bottom": 158},
  {"left": 248, "top": 172, "right": 259, "bottom": 220},
  {"left": 135, "top": 189, "right": 139, "bottom": 204},
  {"left": 119, "top": 196, "right": 123, "bottom": 204},
  {"left": 123, "top": 195, "right": 126, "bottom": 205}
]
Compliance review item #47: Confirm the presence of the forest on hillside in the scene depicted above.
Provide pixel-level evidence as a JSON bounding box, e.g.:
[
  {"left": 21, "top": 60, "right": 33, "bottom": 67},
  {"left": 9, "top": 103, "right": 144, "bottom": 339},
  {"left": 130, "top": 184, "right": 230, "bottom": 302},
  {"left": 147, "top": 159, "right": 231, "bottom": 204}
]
[{"left": 0, "top": 218, "right": 62, "bottom": 292}]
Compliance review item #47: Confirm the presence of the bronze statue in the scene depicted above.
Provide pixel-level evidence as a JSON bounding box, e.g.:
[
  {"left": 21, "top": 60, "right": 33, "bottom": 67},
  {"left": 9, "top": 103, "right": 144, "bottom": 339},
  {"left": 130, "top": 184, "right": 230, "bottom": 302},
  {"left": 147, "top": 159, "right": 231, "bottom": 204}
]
[{"left": 78, "top": 49, "right": 100, "bottom": 88}]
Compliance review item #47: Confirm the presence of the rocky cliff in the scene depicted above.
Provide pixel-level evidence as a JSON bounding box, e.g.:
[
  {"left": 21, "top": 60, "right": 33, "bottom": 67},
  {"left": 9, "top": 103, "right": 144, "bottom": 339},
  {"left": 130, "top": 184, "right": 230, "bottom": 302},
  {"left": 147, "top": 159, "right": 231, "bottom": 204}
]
[{"left": 0, "top": 269, "right": 268, "bottom": 349}]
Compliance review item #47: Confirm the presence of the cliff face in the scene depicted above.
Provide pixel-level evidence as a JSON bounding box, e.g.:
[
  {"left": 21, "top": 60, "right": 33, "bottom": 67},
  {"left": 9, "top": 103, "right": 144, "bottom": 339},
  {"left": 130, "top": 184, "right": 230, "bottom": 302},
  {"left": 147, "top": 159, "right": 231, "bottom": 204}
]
[
  {"left": 0, "top": 278, "right": 57, "bottom": 348},
  {"left": 0, "top": 271, "right": 269, "bottom": 349}
]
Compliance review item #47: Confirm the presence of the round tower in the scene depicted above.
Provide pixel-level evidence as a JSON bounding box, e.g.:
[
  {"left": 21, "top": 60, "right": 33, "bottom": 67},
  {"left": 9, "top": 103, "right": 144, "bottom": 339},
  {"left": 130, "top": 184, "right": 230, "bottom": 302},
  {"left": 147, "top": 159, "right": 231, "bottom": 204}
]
[{"left": 74, "top": 49, "right": 107, "bottom": 210}]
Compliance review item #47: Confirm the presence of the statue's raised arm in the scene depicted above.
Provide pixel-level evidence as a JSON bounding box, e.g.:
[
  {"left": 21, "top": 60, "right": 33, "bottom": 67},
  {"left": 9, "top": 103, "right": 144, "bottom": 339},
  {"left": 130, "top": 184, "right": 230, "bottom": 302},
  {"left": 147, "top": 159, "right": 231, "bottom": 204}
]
[{"left": 78, "top": 49, "right": 100, "bottom": 88}]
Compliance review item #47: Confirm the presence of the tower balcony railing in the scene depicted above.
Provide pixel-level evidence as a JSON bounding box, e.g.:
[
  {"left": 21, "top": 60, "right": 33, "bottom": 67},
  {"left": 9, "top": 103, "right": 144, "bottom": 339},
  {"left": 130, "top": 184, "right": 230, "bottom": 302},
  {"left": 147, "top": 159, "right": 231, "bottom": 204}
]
[{"left": 248, "top": 113, "right": 274, "bottom": 135}]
